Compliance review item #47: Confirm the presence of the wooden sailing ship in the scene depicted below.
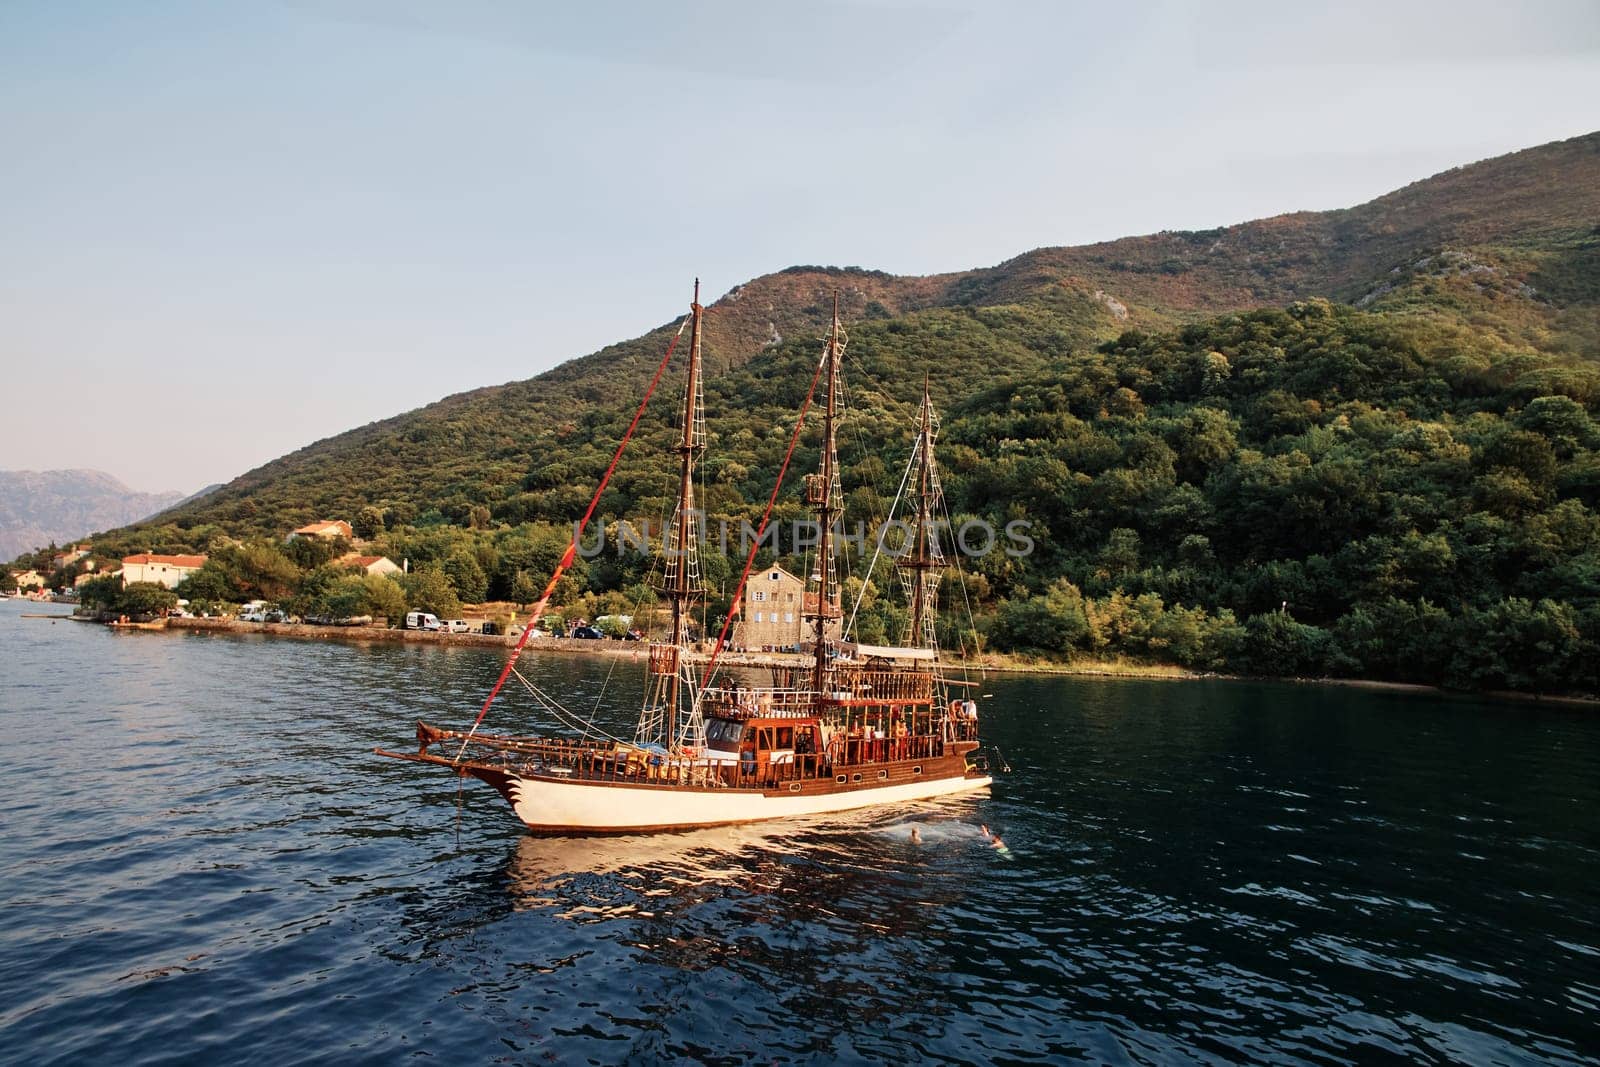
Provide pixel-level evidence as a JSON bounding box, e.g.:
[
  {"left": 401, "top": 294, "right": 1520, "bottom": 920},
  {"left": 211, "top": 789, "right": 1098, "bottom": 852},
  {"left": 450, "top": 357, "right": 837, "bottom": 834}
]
[{"left": 378, "top": 285, "right": 992, "bottom": 833}]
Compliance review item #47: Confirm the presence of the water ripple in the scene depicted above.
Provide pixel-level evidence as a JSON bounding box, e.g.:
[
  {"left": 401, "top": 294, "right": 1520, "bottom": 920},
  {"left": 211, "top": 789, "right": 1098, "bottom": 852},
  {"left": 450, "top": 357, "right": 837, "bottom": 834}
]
[{"left": 1, "top": 603, "right": 1597, "bottom": 1063}]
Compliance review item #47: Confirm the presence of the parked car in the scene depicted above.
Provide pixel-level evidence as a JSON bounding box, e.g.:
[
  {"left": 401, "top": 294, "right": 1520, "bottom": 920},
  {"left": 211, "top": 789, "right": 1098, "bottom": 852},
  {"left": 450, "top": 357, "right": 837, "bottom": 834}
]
[
  {"left": 624, "top": 628, "right": 644, "bottom": 641},
  {"left": 570, "top": 624, "right": 603, "bottom": 639}
]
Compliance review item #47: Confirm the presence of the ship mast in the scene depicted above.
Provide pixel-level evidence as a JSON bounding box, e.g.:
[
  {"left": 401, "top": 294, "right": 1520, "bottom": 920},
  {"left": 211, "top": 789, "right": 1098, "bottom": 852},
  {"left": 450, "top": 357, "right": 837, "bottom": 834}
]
[
  {"left": 810, "top": 295, "right": 843, "bottom": 697},
  {"left": 639, "top": 281, "right": 705, "bottom": 750},
  {"left": 670, "top": 281, "right": 705, "bottom": 715},
  {"left": 902, "top": 374, "right": 939, "bottom": 649}
]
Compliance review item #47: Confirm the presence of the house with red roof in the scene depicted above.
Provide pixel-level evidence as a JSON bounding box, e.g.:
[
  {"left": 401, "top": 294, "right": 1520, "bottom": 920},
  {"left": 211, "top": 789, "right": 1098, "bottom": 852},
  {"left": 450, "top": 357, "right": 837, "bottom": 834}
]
[{"left": 288, "top": 520, "right": 353, "bottom": 542}]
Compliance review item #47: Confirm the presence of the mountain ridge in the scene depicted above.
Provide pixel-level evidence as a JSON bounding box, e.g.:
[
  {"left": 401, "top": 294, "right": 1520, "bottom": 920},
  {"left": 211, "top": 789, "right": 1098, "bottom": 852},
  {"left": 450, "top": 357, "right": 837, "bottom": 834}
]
[{"left": 21, "top": 131, "right": 1600, "bottom": 552}]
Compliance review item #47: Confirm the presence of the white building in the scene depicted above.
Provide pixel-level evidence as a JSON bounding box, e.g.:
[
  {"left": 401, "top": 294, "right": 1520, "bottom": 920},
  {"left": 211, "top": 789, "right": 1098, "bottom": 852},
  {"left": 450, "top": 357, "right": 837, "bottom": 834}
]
[
  {"left": 340, "top": 554, "right": 402, "bottom": 578},
  {"left": 121, "top": 554, "right": 208, "bottom": 589}
]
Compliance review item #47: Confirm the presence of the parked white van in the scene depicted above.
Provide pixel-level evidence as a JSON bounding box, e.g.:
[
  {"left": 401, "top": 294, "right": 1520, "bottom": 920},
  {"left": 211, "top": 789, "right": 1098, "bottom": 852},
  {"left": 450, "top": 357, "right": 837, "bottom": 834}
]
[
  {"left": 442, "top": 619, "right": 472, "bottom": 634},
  {"left": 405, "top": 611, "right": 442, "bottom": 631}
]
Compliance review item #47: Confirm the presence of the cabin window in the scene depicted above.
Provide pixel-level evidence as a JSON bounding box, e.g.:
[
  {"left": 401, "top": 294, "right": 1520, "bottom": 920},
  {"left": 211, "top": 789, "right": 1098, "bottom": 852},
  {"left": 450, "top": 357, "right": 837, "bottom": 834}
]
[
  {"left": 706, "top": 720, "right": 750, "bottom": 748},
  {"left": 776, "top": 727, "right": 793, "bottom": 748},
  {"left": 912, "top": 766, "right": 922, "bottom": 775},
  {"left": 877, "top": 770, "right": 888, "bottom": 780},
  {"left": 835, "top": 774, "right": 847, "bottom": 784},
  {"left": 759, "top": 729, "right": 775, "bottom": 749},
  {"left": 788, "top": 783, "right": 801, "bottom": 793},
  {"left": 851, "top": 773, "right": 862, "bottom": 783}
]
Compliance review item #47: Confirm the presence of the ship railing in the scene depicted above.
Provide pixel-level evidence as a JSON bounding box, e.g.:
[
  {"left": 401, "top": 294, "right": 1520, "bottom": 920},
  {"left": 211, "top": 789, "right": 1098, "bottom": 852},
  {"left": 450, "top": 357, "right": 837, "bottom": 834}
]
[
  {"left": 456, "top": 734, "right": 725, "bottom": 788},
  {"left": 831, "top": 670, "right": 933, "bottom": 703},
  {"left": 453, "top": 727, "right": 954, "bottom": 791},
  {"left": 699, "top": 686, "right": 817, "bottom": 719},
  {"left": 725, "top": 733, "right": 950, "bottom": 787}
]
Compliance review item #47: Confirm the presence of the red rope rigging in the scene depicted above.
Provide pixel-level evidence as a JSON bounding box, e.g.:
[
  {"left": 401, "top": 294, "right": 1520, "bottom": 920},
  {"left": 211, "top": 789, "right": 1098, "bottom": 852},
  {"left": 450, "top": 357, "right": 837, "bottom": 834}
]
[{"left": 464, "top": 321, "right": 686, "bottom": 739}]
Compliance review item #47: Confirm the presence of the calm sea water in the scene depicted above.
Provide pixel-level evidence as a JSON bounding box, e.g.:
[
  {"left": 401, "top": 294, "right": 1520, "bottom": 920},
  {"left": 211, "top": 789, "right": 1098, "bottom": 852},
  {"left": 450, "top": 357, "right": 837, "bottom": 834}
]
[{"left": 1, "top": 596, "right": 1597, "bottom": 1064}]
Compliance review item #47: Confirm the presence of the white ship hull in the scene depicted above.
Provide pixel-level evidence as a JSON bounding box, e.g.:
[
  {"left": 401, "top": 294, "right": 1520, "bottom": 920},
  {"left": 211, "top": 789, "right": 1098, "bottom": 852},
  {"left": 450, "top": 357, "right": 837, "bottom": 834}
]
[{"left": 493, "top": 768, "right": 993, "bottom": 833}]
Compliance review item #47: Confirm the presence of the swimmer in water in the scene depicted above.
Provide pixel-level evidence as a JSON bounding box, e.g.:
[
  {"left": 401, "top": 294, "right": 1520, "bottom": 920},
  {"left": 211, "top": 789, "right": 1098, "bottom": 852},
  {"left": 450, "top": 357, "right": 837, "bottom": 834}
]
[
  {"left": 979, "top": 823, "right": 1012, "bottom": 856},
  {"left": 910, "top": 826, "right": 922, "bottom": 845}
]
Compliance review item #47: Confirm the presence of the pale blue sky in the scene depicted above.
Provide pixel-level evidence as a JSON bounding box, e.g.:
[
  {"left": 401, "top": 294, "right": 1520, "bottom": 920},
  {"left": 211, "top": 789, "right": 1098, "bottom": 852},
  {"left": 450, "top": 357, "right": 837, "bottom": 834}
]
[{"left": 3, "top": 0, "right": 1598, "bottom": 493}]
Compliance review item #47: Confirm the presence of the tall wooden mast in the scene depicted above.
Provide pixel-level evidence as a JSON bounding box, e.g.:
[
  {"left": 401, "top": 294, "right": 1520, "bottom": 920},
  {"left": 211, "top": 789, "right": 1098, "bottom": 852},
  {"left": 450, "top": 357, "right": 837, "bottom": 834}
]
[
  {"left": 811, "top": 294, "right": 842, "bottom": 697},
  {"left": 902, "top": 374, "right": 938, "bottom": 647},
  {"left": 639, "top": 281, "right": 705, "bottom": 751},
  {"left": 667, "top": 280, "right": 705, "bottom": 728}
]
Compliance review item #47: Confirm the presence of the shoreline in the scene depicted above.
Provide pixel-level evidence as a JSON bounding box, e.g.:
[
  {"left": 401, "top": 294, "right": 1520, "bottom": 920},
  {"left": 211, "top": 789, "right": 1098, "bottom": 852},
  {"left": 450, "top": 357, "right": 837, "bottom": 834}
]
[
  {"left": 165, "top": 616, "right": 651, "bottom": 658},
  {"left": 34, "top": 611, "right": 1596, "bottom": 708}
]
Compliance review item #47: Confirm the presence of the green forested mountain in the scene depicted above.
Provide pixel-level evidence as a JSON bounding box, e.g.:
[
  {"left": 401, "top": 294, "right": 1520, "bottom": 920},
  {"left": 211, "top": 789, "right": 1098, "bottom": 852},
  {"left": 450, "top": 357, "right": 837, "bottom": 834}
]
[{"left": 57, "top": 132, "right": 1600, "bottom": 694}]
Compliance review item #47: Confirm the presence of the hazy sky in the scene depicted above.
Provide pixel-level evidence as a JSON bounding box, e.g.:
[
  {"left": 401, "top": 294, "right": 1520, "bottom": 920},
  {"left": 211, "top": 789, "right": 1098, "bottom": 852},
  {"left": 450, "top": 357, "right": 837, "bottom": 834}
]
[{"left": 3, "top": 0, "right": 1598, "bottom": 494}]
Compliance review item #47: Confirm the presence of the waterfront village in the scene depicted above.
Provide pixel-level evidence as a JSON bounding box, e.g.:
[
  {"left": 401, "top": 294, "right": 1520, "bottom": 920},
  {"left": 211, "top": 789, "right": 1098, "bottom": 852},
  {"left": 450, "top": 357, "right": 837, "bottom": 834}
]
[{"left": 3, "top": 519, "right": 833, "bottom": 651}]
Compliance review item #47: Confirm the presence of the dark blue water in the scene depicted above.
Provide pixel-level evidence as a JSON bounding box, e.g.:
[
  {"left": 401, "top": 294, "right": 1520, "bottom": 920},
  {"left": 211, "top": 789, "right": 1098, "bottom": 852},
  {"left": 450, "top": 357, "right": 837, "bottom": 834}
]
[{"left": 1, "top": 596, "right": 1597, "bottom": 1064}]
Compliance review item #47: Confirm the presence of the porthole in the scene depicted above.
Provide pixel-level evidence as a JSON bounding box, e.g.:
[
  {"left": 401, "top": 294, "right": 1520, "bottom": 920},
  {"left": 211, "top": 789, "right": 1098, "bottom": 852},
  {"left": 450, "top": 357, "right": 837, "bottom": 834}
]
[
  {"left": 912, "top": 766, "right": 923, "bottom": 775},
  {"left": 851, "top": 773, "right": 862, "bottom": 783},
  {"left": 877, "top": 770, "right": 888, "bottom": 780},
  {"left": 789, "top": 783, "right": 802, "bottom": 793},
  {"left": 835, "top": 774, "right": 847, "bottom": 784}
]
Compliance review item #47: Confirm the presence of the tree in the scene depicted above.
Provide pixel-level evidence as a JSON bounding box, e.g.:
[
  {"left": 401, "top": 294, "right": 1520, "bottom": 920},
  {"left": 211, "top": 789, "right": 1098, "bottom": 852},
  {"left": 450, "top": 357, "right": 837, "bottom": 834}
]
[
  {"left": 284, "top": 534, "right": 349, "bottom": 570},
  {"left": 1177, "top": 534, "right": 1215, "bottom": 570},
  {"left": 990, "top": 579, "right": 1090, "bottom": 654},
  {"left": 443, "top": 549, "right": 489, "bottom": 604},
  {"left": 1098, "top": 528, "right": 1141, "bottom": 580},
  {"left": 175, "top": 563, "right": 237, "bottom": 603},
  {"left": 363, "top": 574, "right": 408, "bottom": 623},
  {"left": 118, "top": 582, "right": 179, "bottom": 617},
  {"left": 77, "top": 573, "right": 123, "bottom": 610},
  {"left": 227, "top": 542, "right": 304, "bottom": 601},
  {"left": 509, "top": 569, "right": 539, "bottom": 608},
  {"left": 1231, "top": 612, "right": 1342, "bottom": 677},
  {"left": 354, "top": 505, "right": 386, "bottom": 540},
  {"left": 316, "top": 576, "right": 372, "bottom": 619},
  {"left": 1452, "top": 597, "right": 1581, "bottom": 692},
  {"left": 402, "top": 565, "right": 461, "bottom": 618}
]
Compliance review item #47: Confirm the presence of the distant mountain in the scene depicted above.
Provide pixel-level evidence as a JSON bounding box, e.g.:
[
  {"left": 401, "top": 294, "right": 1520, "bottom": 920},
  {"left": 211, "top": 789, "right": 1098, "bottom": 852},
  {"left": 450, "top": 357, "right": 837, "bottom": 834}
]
[{"left": 0, "top": 470, "right": 186, "bottom": 560}]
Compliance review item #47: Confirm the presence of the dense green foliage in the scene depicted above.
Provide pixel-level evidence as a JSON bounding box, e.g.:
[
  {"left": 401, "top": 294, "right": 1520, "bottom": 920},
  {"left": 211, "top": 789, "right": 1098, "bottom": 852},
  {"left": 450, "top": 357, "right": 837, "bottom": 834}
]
[
  {"left": 940, "top": 301, "right": 1600, "bottom": 691},
  {"left": 79, "top": 577, "right": 179, "bottom": 618},
  {"left": 58, "top": 296, "right": 1600, "bottom": 694}
]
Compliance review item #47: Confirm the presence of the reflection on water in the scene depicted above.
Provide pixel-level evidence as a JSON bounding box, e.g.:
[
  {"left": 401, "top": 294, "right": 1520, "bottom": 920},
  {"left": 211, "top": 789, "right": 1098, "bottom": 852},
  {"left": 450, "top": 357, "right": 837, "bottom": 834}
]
[{"left": 1, "top": 598, "right": 1597, "bottom": 1065}]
